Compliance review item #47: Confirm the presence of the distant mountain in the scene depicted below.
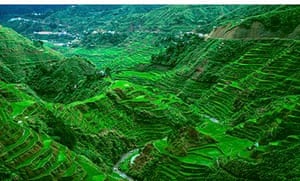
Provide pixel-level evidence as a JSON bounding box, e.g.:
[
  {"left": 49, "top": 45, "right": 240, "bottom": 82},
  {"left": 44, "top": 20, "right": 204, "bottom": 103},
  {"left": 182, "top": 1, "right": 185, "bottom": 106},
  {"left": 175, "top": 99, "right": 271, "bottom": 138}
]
[
  {"left": 0, "top": 5, "right": 238, "bottom": 47},
  {"left": 3, "top": 5, "right": 299, "bottom": 48}
]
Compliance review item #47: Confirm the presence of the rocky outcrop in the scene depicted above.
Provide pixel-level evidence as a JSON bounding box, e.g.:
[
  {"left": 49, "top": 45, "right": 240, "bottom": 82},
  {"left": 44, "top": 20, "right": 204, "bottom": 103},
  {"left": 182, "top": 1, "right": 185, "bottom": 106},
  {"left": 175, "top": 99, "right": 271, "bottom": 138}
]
[
  {"left": 209, "top": 21, "right": 267, "bottom": 39},
  {"left": 209, "top": 7, "right": 300, "bottom": 40},
  {"left": 209, "top": 21, "right": 300, "bottom": 39}
]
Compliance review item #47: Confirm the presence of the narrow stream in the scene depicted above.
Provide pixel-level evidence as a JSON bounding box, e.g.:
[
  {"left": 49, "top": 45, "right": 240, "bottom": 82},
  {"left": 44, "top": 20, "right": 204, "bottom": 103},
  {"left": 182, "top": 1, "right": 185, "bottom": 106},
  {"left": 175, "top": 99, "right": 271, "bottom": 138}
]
[
  {"left": 204, "top": 115, "right": 220, "bottom": 124},
  {"left": 112, "top": 116, "right": 219, "bottom": 180},
  {"left": 113, "top": 148, "right": 139, "bottom": 181}
]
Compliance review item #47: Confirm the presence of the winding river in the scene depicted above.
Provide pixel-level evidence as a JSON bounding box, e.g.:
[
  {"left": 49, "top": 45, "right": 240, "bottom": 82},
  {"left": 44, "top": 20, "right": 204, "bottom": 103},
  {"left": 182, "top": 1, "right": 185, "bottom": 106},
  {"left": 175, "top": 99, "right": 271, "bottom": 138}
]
[
  {"left": 113, "top": 149, "right": 139, "bottom": 181},
  {"left": 112, "top": 115, "right": 219, "bottom": 180}
]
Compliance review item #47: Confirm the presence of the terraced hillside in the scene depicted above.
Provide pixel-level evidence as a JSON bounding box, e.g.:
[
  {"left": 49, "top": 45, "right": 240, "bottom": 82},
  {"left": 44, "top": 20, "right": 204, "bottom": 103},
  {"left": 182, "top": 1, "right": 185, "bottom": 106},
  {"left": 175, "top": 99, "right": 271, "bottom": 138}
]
[
  {"left": 0, "top": 81, "right": 108, "bottom": 180},
  {"left": 115, "top": 26, "right": 300, "bottom": 180},
  {"left": 0, "top": 24, "right": 203, "bottom": 180},
  {"left": 1, "top": 5, "right": 300, "bottom": 181}
]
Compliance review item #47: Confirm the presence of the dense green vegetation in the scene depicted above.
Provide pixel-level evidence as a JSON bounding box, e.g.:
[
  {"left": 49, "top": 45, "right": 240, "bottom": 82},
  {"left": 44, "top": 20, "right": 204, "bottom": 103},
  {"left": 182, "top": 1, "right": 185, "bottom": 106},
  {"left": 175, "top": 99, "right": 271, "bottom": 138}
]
[{"left": 1, "top": 5, "right": 300, "bottom": 180}]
